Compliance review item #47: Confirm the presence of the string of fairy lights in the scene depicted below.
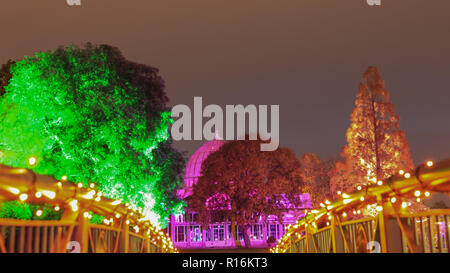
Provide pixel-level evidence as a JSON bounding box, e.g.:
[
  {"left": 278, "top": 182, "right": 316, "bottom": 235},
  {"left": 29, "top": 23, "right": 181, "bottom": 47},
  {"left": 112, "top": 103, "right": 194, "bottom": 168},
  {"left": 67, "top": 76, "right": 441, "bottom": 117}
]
[
  {"left": 271, "top": 160, "right": 437, "bottom": 253},
  {"left": 1, "top": 156, "right": 178, "bottom": 253}
]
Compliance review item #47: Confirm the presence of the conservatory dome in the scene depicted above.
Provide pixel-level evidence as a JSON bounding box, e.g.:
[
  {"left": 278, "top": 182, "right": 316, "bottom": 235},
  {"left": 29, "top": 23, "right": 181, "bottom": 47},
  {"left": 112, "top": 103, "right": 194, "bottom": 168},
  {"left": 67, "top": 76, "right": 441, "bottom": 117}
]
[{"left": 177, "top": 137, "right": 225, "bottom": 199}]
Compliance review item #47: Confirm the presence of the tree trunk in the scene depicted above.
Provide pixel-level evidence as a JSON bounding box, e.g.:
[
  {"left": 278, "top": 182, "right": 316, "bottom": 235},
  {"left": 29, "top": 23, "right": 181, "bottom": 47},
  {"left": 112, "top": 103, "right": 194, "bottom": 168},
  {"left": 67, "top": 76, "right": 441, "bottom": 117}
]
[
  {"left": 243, "top": 224, "right": 251, "bottom": 248},
  {"left": 231, "top": 216, "right": 242, "bottom": 248},
  {"left": 369, "top": 86, "right": 381, "bottom": 182}
]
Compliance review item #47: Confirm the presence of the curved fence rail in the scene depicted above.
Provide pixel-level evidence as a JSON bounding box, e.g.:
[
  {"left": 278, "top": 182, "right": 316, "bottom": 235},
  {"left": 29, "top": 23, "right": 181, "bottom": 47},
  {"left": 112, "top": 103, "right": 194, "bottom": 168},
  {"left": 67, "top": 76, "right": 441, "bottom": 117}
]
[
  {"left": 0, "top": 164, "right": 176, "bottom": 253},
  {"left": 274, "top": 159, "right": 450, "bottom": 253}
]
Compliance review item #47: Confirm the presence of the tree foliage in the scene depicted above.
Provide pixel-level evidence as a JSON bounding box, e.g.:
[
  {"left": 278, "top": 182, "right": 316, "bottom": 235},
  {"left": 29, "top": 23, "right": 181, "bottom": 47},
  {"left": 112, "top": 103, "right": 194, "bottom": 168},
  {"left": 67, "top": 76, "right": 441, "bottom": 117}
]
[
  {"left": 299, "top": 153, "right": 333, "bottom": 207},
  {"left": 0, "top": 60, "right": 15, "bottom": 97},
  {"left": 330, "top": 67, "right": 414, "bottom": 195},
  {"left": 0, "top": 44, "right": 185, "bottom": 227},
  {"left": 189, "top": 138, "right": 305, "bottom": 246}
]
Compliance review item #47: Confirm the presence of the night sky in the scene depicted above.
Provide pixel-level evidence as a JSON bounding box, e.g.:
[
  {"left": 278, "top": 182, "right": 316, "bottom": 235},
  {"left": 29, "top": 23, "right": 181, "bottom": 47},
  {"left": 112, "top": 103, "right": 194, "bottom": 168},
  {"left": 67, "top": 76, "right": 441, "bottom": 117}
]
[{"left": 1, "top": 0, "right": 449, "bottom": 164}]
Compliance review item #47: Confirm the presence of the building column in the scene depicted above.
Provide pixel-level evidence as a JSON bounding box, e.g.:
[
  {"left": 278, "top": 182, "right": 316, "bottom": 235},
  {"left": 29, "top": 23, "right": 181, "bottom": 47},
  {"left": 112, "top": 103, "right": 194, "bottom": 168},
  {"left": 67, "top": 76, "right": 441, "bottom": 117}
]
[
  {"left": 263, "top": 218, "right": 268, "bottom": 246},
  {"left": 170, "top": 214, "right": 175, "bottom": 246}
]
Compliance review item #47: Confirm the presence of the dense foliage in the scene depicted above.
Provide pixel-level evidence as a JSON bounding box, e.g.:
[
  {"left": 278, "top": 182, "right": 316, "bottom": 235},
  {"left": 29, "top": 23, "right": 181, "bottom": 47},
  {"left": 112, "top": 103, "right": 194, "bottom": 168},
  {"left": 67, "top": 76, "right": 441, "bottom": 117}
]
[
  {"left": 190, "top": 138, "right": 305, "bottom": 247},
  {"left": 0, "top": 44, "right": 185, "bottom": 227},
  {"left": 299, "top": 153, "right": 333, "bottom": 207},
  {"left": 329, "top": 67, "right": 414, "bottom": 195}
]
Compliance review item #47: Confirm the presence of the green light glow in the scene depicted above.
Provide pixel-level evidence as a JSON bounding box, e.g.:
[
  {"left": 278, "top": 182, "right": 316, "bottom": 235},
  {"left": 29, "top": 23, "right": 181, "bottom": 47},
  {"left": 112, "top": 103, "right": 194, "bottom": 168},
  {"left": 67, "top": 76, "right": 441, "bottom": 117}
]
[
  {"left": 0, "top": 44, "right": 184, "bottom": 227},
  {"left": 0, "top": 201, "right": 62, "bottom": 220}
]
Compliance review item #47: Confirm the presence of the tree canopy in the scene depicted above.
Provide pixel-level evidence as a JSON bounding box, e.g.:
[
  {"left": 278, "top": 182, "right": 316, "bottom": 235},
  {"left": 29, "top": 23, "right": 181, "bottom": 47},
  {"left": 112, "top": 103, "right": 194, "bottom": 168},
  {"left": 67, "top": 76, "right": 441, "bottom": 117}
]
[
  {"left": 299, "top": 153, "right": 333, "bottom": 207},
  {"left": 0, "top": 44, "right": 185, "bottom": 227},
  {"left": 330, "top": 67, "right": 414, "bottom": 195},
  {"left": 189, "top": 138, "right": 305, "bottom": 246}
]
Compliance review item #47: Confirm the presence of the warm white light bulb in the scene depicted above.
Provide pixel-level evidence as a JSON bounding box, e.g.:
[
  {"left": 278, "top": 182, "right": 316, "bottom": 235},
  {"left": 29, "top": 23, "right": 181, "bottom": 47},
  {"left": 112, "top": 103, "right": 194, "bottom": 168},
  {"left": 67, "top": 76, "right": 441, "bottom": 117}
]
[
  {"left": 28, "top": 157, "right": 37, "bottom": 166},
  {"left": 19, "top": 193, "right": 28, "bottom": 201},
  {"left": 36, "top": 209, "right": 43, "bottom": 217}
]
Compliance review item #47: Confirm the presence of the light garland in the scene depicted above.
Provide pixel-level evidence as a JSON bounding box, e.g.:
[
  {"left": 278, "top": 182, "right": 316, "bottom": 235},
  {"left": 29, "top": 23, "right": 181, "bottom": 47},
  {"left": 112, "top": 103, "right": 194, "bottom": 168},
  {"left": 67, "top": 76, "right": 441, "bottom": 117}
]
[
  {"left": 0, "top": 164, "right": 177, "bottom": 253},
  {"left": 271, "top": 160, "right": 439, "bottom": 253}
]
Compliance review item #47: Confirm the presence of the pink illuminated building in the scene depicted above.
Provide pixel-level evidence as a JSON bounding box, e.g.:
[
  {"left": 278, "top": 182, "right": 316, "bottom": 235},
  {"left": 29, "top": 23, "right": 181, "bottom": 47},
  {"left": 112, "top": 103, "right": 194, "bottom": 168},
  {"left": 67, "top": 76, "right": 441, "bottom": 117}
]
[{"left": 168, "top": 138, "right": 312, "bottom": 249}]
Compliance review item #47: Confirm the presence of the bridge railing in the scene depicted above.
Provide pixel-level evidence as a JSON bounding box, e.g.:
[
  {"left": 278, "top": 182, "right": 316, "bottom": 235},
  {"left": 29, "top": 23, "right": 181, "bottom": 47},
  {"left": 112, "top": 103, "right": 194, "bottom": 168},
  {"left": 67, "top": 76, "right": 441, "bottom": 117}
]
[
  {"left": 0, "top": 219, "right": 74, "bottom": 253},
  {"left": 0, "top": 164, "right": 176, "bottom": 253},
  {"left": 275, "top": 159, "right": 450, "bottom": 253}
]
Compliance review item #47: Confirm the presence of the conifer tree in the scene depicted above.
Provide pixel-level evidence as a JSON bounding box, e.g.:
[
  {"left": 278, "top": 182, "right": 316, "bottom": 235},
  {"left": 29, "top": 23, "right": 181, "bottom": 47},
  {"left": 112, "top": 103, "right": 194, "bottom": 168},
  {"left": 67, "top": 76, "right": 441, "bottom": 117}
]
[{"left": 330, "top": 67, "right": 414, "bottom": 194}]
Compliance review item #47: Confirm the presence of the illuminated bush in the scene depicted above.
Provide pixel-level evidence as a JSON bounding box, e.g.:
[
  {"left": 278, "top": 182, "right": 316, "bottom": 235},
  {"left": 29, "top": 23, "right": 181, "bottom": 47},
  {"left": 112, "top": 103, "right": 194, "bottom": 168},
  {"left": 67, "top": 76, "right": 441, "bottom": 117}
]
[{"left": 0, "top": 44, "right": 185, "bottom": 227}]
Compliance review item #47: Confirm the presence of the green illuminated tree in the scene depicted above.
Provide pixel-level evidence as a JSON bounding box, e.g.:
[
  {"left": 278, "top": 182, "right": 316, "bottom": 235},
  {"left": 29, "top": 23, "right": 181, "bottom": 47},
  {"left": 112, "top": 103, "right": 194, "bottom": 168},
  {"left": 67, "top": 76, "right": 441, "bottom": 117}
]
[
  {"left": 0, "top": 60, "right": 15, "bottom": 97},
  {"left": 0, "top": 44, "right": 185, "bottom": 227}
]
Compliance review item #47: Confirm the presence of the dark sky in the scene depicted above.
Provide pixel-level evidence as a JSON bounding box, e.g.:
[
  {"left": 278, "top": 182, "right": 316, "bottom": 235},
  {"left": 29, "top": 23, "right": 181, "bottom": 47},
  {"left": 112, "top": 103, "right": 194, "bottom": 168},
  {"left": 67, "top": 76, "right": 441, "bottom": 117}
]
[{"left": 1, "top": 0, "right": 449, "bottom": 165}]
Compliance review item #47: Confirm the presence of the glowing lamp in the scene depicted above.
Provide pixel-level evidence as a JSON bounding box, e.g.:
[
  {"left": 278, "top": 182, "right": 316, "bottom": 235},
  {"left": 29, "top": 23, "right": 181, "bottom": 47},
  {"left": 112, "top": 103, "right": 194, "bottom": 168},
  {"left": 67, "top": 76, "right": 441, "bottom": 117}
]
[
  {"left": 19, "top": 193, "right": 28, "bottom": 201},
  {"left": 42, "top": 190, "right": 55, "bottom": 199},
  {"left": 28, "top": 157, "right": 37, "bottom": 166},
  {"left": 8, "top": 187, "right": 20, "bottom": 195}
]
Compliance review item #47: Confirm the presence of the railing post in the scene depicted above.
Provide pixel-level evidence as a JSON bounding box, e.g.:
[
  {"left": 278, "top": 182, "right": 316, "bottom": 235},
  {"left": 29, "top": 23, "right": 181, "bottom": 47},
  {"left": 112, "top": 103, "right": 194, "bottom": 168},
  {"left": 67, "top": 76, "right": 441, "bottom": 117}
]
[
  {"left": 72, "top": 210, "right": 89, "bottom": 253},
  {"left": 118, "top": 216, "right": 129, "bottom": 253},
  {"left": 305, "top": 226, "right": 310, "bottom": 253},
  {"left": 376, "top": 195, "right": 388, "bottom": 253},
  {"left": 60, "top": 206, "right": 81, "bottom": 253},
  {"left": 330, "top": 215, "right": 337, "bottom": 253}
]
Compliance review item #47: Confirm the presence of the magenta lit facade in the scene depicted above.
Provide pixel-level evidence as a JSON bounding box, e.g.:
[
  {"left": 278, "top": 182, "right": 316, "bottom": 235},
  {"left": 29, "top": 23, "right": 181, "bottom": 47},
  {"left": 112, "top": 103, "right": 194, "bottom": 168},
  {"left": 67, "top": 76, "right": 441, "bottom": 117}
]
[{"left": 168, "top": 139, "right": 312, "bottom": 249}]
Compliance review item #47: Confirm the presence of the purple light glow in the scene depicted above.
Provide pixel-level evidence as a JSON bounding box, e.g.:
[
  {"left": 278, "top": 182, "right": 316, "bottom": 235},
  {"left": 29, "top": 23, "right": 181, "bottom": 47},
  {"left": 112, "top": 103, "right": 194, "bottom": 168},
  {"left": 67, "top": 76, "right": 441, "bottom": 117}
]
[{"left": 171, "top": 139, "right": 312, "bottom": 249}]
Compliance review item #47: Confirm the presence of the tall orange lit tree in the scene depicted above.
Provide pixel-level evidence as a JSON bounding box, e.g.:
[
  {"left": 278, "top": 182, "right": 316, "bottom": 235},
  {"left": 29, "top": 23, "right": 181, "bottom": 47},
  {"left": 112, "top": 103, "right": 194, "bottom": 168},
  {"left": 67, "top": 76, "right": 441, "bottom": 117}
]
[{"left": 330, "top": 67, "right": 414, "bottom": 195}]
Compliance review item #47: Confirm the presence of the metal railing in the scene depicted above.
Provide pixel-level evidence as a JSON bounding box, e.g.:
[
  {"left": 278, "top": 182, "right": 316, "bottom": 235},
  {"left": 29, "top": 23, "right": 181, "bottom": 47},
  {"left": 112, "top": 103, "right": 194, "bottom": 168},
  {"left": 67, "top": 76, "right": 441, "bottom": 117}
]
[
  {"left": 274, "top": 159, "right": 450, "bottom": 253},
  {"left": 0, "top": 164, "right": 175, "bottom": 253}
]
